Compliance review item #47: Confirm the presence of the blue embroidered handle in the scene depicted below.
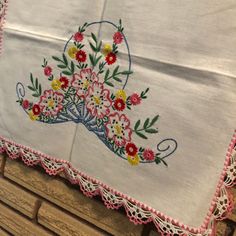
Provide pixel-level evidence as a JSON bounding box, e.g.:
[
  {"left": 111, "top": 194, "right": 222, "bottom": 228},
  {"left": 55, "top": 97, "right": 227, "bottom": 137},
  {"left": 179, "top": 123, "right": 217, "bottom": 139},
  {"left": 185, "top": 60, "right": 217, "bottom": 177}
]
[{"left": 63, "top": 20, "right": 132, "bottom": 90}]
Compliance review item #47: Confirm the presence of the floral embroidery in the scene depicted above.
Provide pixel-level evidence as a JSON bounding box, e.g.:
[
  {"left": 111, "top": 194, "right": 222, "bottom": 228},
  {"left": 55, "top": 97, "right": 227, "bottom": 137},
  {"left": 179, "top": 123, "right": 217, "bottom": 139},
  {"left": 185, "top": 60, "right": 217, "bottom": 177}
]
[
  {"left": 125, "top": 142, "right": 138, "bottom": 156},
  {"left": 44, "top": 66, "right": 52, "bottom": 76},
  {"left": 59, "top": 77, "right": 69, "bottom": 89},
  {"left": 68, "top": 46, "right": 78, "bottom": 59},
  {"left": 105, "top": 52, "right": 116, "bottom": 65},
  {"left": 127, "top": 154, "right": 140, "bottom": 166},
  {"left": 16, "top": 20, "right": 177, "bottom": 166},
  {"left": 105, "top": 112, "right": 132, "bottom": 147},
  {"left": 113, "top": 31, "right": 123, "bottom": 44},
  {"left": 32, "top": 104, "right": 40, "bottom": 115},
  {"left": 39, "top": 90, "right": 64, "bottom": 117},
  {"left": 71, "top": 68, "right": 99, "bottom": 98},
  {"left": 101, "top": 43, "right": 112, "bottom": 55},
  {"left": 129, "top": 93, "right": 141, "bottom": 105},
  {"left": 75, "top": 50, "right": 87, "bottom": 62},
  {"left": 85, "top": 82, "right": 111, "bottom": 119},
  {"left": 51, "top": 79, "right": 61, "bottom": 91},
  {"left": 74, "top": 32, "right": 84, "bottom": 42}
]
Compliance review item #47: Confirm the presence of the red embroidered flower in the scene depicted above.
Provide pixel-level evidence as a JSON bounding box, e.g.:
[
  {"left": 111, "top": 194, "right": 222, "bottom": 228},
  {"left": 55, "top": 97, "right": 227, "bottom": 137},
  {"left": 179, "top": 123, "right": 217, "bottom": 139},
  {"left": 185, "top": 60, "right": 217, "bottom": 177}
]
[
  {"left": 105, "top": 52, "right": 116, "bottom": 65},
  {"left": 76, "top": 50, "right": 87, "bottom": 62},
  {"left": 22, "top": 100, "right": 29, "bottom": 110},
  {"left": 143, "top": 149, "right": 155, "bottom": 161},
  {"left": 130, "top": 93, "right": 141, "bottom": 105},
  {"left": 74, "top": 32, "right": 84, "bottom": 42},
  {"left": 114, "top": 98, "right": 125, "bottom": 111},
  {"left": 32, "top": 104, "right": 41, "bottom": 116},
  {"left": 44, "top": 66, "right": 52, "bottom": 76},
  {"left": 113, "top": 31, "right": 123, "bottom": 44},
  {"left": 59, "top": 76, "right": 69, "bottom": 89},
  {"left": 125, "top": 143, "right": 138, "bottom": 156}
]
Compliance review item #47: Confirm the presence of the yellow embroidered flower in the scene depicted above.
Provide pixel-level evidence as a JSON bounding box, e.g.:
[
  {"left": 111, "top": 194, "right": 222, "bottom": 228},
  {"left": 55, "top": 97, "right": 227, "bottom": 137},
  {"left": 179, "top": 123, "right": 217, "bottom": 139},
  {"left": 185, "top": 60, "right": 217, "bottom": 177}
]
[
  {"left": 115, "top": 89, "right": 127, "bottom": 101},
  {"left": 101, "top": 43, "right": 112, "bottom": 55},
  {"left": 68, "top": 46, "right": 78, "bottom": 59},
  {"left": 51, "top": 79, "right": 61, "bottom": 91},
  {"left": 28, "top": 111, "right": 37, "bottom": 121},
  {"left": 127, "top": 154, "right": 140, "bottom": 166}
]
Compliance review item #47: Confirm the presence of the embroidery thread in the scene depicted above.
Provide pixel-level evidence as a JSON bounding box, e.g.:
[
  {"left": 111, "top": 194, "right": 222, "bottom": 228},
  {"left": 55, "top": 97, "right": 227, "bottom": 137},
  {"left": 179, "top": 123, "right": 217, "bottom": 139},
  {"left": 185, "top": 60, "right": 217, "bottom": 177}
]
[{"left": 16, "top": 20, "right": 177, "bottom": 166}]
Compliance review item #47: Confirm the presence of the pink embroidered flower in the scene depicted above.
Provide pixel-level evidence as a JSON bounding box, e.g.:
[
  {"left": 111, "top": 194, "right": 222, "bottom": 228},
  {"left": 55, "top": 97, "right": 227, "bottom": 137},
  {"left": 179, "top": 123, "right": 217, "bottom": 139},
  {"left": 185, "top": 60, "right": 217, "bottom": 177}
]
[
  {"left": 22, "top": 100, "right": 30, "bottom": 110},
  {"left": 85, "top": 82, "right": 112, "bottom": 118},
  {"left": 105, "top": 112, "right": 132, "bottom": 146},
  {"left": 113, "top": 31, "right": 123, "bottom": 44},
  {"left": 105, "top": 52, "right": 116, "bottom": 65},
  {"left": 114, "top": 98, "right": 125, "bottom": 111},
  {"left": 74, "top": 32, "right": 84, "bottom": 42},
  {"left": 143, "top": 149, "right": 155, "bottom": 161},
  {"left": 76, "top": 50, "right": 87, "bottom": 62},
  {"left": 130, "top": 93, "right": 141, "bottom": 105},
  {"left": 32, "top": 104, "right": 41, "bottom": 116},
  {"left": 125, "top": 143, "right": 138, "bottom": 156},
  {"left": 59, "top": 76, "right": 69, "bottom": 89},
  {"left": 44, "top": 66, "right": 52, "bottom": 76},
  {"left": 71, "top": 68, "right": 99, "bottom": 98},
  {"left": 39, "top": 90, "right": 64, "bottom": 117}
]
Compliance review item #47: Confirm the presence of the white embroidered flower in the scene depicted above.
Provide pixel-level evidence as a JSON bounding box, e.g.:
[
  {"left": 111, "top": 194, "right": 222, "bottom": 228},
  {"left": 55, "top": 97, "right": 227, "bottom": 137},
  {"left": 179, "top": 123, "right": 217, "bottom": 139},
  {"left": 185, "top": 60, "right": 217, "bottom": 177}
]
[
  {"left": 105, "top": 112, "right": 132, "bottom": 146},
  {"left": 39, "top": 90, "right": 64, "bottom": 116},
  {"left": 85, "top": 82, "right": 112, "bottom": 118},
  {"left": 71, "top": 68, "right": 99, "bottom": 98}
]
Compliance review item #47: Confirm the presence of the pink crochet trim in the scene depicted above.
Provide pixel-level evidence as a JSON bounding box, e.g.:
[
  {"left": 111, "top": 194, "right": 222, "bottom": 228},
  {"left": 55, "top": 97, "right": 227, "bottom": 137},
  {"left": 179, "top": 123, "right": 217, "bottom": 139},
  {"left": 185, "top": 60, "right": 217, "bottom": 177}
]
[
  {"left": 0, "top": 130, "right": 235, "bottom": 236},
  {"left": 0, "top": 0, "right": 8, "bottom": 55}
]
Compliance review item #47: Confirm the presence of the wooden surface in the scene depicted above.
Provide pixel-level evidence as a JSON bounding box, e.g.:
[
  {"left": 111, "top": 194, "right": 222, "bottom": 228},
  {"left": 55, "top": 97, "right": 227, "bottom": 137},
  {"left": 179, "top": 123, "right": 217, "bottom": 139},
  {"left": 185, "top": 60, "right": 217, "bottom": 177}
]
[{"left": 0, "top": 153, "right": 236, "bottom": 235}]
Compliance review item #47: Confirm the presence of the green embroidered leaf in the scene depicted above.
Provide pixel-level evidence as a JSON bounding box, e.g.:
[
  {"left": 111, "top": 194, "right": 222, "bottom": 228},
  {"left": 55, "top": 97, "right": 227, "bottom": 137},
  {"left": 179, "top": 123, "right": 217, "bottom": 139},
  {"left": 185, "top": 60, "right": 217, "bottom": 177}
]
[
  {"left": 144, "top": 118, "right": 150, "bottom": 129},
  {"left": 113, "top": 77, "right": 122, "bottom": 82},
  {"left": 35, "top": 78, "right": 38, "bottom": 89},
  {"left": 136, "top": 132, "right": 148, "bottom": 139},
  {"left": 134, "top": 119, "right": 141, "bottom": 130},
  {"left": 155, "top": 158, "right": 161, "bottom": 165},
  {"left": 52, "top": 56, "right": 62, "bottom": 62},
  {"left": 162, "top": 159, "right": 168, "bottom": 167},
  {"left": 89, "top": 42, "right": 97, "bottom": 52},
  {"left": 134, "top": 115, "right": 159, "bottom": 139},
  {"left": 62, "top": 53, "right": 68, "bottom": 66},
  {"left": 121, "top": 70, "right": 133, "bottom": 75},
  {"left": 105, "top": 81, "right": 114, "bottom": 87},
  {"left": 62, "top": 70, "right": 72, "bottom": 76},
  {"left": 97, "top": 41, "right": 102, "bottom": 52},
  {"left": 39, "top": 84, "right": 42, "bottom": 95},
  {"left": 27, "top": 86, "right": 34, "bottom": 91},
  {"left": 89, "top": 54, "right": 95, "bottom": 67},
  {"left": 30, "top": 73, "right": 33, "bottom": 84},
  {"left": 113, "top": 66, "right": 119, "bottom": 75},
  {"left": 104, "top": 69, "right": 110, "bottom": 81},
  {"left": 145, "top": 128, "right": 158, "bottom": 133},
  {"left": 91, "top": 33, "right": 97, "bottom": 43},
  {"left": 94, "top": 55, "right": 102, "bottom": 66},
  {"left": 57, "top": 64, "right": 67, "bottom": 69},
  {"left": 71, "top": 61, "right": 75, "bottom": 74},
  {"left": 150, "top": 115, "right": 159, "bottom": 126},
  {"left": 32, "top": 93, "right": 40, "bottom": 97}
]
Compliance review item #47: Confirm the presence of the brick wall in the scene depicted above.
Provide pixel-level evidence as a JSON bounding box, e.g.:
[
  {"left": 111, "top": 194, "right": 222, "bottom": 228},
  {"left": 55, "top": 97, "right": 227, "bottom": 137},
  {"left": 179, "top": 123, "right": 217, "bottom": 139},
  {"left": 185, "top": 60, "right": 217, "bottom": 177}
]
[{"left": 0, "top": 153, "right": 235, "bottom": 236}]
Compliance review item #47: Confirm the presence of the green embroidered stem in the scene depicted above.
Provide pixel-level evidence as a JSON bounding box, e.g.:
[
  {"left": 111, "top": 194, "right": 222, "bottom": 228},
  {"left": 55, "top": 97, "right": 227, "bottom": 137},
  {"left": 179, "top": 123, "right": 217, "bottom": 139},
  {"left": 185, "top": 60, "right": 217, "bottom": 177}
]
[
  {"left": 52, "top": 54, "right": 75, "bottom": 76},
  {"left": 27, "top": 73, "right": 42, "bottom": 97},
  {"left": 104, "top": 67, "right": 133, "bottom": 87},
  {"left": 133, "top": 115, "right": 159, "bottom": 139}
]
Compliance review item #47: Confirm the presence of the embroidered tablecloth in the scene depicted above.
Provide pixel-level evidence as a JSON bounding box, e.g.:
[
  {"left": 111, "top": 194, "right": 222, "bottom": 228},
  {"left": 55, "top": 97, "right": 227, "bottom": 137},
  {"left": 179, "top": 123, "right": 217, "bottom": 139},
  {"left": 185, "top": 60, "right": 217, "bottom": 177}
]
[{"left": 0, "top": 1, "right": 236, "bottom": 235}]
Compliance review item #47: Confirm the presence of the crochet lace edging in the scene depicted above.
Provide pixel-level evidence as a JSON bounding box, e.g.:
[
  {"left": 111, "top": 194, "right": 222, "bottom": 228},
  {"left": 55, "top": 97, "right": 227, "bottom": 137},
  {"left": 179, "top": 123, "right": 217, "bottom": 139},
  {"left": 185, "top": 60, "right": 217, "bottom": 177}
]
[
  {"left": 0, "top": 0, "right": 8, "bottom": 56},
  {"left": 0, "top": 130, "right": 235, "bottom": 236}
]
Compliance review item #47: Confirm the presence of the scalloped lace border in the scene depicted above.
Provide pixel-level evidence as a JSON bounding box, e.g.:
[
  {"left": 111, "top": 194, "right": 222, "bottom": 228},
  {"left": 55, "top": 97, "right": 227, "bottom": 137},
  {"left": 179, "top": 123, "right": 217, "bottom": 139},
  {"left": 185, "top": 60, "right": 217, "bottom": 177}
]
[
  {"left": 0, "top": 131, "right": 235, "bottom": 235},
  {"left": 0, "top": 0, "right": 8, "bottom": 55}
]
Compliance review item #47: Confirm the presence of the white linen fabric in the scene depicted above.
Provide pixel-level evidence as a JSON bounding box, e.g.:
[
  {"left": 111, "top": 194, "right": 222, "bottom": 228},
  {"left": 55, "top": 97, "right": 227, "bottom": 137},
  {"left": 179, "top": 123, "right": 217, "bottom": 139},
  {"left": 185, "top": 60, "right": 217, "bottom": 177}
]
[{"left": 0, "top": 0, "right": 235, "bottom": 230}]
